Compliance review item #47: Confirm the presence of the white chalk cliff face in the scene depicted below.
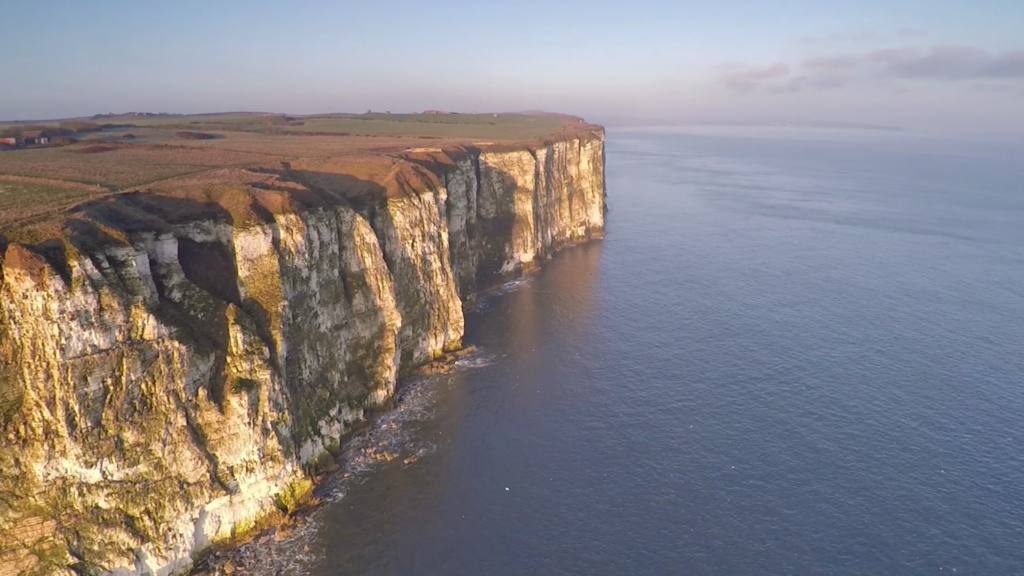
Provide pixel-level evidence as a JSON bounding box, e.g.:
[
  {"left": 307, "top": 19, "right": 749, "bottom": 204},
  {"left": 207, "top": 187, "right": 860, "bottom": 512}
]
[{"left": 0, "top": 132, "right": 605, "bottom": 576}]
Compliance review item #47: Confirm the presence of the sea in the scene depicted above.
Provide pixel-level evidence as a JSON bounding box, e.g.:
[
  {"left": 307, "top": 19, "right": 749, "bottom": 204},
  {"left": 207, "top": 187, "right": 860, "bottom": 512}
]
[{"left": 240, "top": 126, "right": 1024, "bottom": 575}]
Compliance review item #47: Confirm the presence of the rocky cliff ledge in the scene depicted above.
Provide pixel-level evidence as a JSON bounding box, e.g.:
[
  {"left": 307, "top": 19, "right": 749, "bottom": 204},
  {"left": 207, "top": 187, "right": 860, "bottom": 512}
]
[{"left": 0, "top": 130, "right": 605, "bottom": 575}]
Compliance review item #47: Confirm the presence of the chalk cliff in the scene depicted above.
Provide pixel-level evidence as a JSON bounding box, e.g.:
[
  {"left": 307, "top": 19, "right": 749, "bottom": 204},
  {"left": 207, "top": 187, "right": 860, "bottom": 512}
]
[{"left": 0, "top": 130, "right": 605, "bottom": 575}]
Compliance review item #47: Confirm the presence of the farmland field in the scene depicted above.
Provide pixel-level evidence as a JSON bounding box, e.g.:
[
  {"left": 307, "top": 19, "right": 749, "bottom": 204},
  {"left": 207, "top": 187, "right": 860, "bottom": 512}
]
[
  {"left": 0, "top": 145, "right": 279, "bottom": 190},
  {"left": 0, "top": 111, "right": 593, "bottom": 239},
  {"left": 0, "top": 177, "right": 108, "bottom": 233},
  {"left": 0, "top": 112, "right": 562, "bottom": 139}
]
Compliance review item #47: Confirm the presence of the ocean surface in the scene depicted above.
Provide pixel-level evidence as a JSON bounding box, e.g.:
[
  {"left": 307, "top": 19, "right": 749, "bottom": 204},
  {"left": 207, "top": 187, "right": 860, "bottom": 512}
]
[{"left": 255, "top": 127, "right": 1024, "bottom": 575}]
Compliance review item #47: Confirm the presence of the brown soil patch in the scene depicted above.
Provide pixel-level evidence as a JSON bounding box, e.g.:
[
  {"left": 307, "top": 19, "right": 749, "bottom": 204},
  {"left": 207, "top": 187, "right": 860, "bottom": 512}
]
[{"left": 176, "top": 131, "right": 219, "bottom": 140}]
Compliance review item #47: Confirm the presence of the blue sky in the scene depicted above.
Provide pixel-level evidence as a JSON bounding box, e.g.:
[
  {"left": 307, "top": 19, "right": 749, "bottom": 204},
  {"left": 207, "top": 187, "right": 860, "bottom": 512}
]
[{"left": 3, "top": 0, "right": 1023, "bottom": 131}]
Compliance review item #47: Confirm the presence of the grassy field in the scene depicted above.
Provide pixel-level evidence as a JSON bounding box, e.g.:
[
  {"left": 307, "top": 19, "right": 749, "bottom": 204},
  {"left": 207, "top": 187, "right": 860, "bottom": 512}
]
[
  {"left": 0, "top": 177, "right": 108, "bottom": 230},
  {"left": 283, "top": 113, "right": 563, "bottom": 140},
  {"left": 0, "top": 112, "right": 562, "bottom": 140},
  {"left": 0, "top": 112, "right": 591, "bottom": 235},
  {"left": 0, "top": 144, "right": 278, "bottom": 190}
]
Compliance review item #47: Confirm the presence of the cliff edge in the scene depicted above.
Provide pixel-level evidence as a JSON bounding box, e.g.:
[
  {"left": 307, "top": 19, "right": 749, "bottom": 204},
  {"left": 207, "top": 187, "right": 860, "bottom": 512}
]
[{"left": 0, "top": 123, "right": 605, "bottom": 575}]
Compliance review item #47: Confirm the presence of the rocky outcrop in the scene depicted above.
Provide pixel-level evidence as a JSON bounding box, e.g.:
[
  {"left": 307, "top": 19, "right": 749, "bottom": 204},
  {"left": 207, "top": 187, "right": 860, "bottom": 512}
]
[{"left": 0, "top": 130, "right": 605, "bottom": 576}]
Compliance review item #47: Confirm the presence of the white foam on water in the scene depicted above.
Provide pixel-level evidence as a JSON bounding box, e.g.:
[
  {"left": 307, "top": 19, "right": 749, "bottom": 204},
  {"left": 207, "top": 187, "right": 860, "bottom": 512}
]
[
  {"left": 454, "top": 354, "right": 496, "bottom": 370},
  {"left": 470, "top": 276, "right": 534, "bottom": 313},
  {"left": 224, "top": 347, "right": 495, "bottom": 575}
]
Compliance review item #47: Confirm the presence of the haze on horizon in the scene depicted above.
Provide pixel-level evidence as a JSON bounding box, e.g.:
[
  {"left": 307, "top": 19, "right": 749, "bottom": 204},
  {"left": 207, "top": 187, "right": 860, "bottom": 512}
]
[{"left": 3, "top": 0, "right": 1023, "bottom": 134}]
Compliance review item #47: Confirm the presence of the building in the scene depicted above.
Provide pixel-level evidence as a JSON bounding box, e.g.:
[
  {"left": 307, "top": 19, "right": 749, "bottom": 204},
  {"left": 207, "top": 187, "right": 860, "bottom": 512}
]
[{"left": 21, "top": 130, "right": 50, "bottom": 145}]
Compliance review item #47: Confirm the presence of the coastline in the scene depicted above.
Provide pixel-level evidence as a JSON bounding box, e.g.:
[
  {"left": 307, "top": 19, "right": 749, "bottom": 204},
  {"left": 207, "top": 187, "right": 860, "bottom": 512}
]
[{"left": 186, "top": 255, "right": 598, "bottom": 575}]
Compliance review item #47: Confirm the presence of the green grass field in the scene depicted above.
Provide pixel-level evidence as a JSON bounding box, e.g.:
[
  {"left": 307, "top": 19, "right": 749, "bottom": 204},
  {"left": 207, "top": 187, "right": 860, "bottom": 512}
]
[
  {"left": 0, "top": 112, "right": 562, "bottom": 140},
  {"left": 286, "top": 114, "right": 561, "bottom": 140},
  {"left": 0, "top": 178, "right": 108, "bottom": 231}
]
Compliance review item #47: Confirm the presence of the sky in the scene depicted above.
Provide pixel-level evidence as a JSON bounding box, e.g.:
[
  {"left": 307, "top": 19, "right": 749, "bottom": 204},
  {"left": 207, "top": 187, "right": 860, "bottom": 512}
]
[{"left": 3, "top": 0, "right": 1023, "bottom": 132}]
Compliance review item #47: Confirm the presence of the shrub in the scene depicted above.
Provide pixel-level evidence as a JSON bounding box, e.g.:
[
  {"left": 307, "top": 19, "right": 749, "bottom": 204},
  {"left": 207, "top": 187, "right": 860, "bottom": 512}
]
[
  {"left": 72, "top": 145, "right": 119, "bottom": 154},
  {"left": 59, "top": 121, "right": 103, "bottom": 133},
  {"left": 175, "top": 131, "right": 218, "bottom": 140}
]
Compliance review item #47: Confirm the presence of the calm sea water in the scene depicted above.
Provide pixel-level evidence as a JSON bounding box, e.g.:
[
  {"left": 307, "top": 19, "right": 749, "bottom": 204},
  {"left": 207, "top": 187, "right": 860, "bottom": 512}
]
[{"left": 268, "top": 127, "right": 1024, "bottom": 575}]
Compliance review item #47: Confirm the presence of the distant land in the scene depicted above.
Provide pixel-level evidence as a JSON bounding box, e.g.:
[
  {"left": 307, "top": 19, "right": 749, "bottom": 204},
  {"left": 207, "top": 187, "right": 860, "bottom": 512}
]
[
  {"left": 765, "top": 121, "right": 901, "bottom": 131},
  {"left": 601, "top": 118, "right": 903, "bottom": 131}
]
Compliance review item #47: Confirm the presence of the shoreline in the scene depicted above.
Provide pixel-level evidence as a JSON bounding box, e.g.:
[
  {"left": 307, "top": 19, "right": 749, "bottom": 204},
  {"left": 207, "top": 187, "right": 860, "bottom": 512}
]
[
  {"left": 189, "top": 234, "right": 604, "bottom": 575},
  {"left": 189, "top": 347, "right": 473, "bottom": 575},
  {"left": 186, "top": 267, "right": 554, "bottom": 575},
  {"left": 186, "top": 255, "right": 577, "bottom": 573}
]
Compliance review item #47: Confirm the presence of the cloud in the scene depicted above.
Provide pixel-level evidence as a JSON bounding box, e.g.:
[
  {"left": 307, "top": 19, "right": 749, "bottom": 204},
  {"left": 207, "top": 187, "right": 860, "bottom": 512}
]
[
  {"left": 804, "top": 55, "right": 861, "bottom": 70},
  {"left": 990, "top": 51, "right": 1024, "bottom": 77},
  {"left": 875, "top": 46, "right": 991, "bottom": 79},
  {"left": 972, "top": 82, "right": 1024, "bottom": 95},
  {"left": 801, "top": 31, "right": 877, "bottom": 45},
  {"left": 896, "top": 27, "right": 929, "bottom": 39},
  {"left": 765, "top": 76, "right": 806, "bottom": 94},
  {"left": 834, "top": 45, "right": 1024, "bottom": 80},
  {"left": 802, "top": 28, "right": 930, "bottom": 45},
  {"left": 716, "top": 63, "right": 791, "bottom": 94},
  {"left": 715, "top": 45, "right": 1024, "bottom": 95}
]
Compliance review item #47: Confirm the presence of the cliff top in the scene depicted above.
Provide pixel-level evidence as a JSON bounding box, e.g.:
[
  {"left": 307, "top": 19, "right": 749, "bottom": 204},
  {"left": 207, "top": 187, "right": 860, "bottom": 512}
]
[{"left": 0, "top": 112, "right": 603, "bottom": 249}]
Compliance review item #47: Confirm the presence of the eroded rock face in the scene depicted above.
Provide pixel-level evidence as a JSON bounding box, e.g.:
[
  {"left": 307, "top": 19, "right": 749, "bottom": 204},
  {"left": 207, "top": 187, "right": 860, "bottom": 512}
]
[{"left": 0, "top": 132, "right": 605, "bottom": 576}]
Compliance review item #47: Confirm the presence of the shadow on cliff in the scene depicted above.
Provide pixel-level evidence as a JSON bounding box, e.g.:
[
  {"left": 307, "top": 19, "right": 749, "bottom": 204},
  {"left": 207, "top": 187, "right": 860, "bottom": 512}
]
[
  {"left": 291, "top": 157, "right": 543, "bottom": 369},
  {"left": 282, "top": 168, "right": 434, "bottom": 369},
  {"left": 58, "top": 192, "right": 284, "bottom": 410},
  {"left": 253, "top": 168, "right": 400, "bottom": 411},
  {"left": 398, "top": 147, "right": 529, "bottom": 293},
  {"left": 281, "top": 163, "right": 468, "bottom": 370},
  {"left": 3, "top": 154, "right": 548, "bottom": 429}
]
